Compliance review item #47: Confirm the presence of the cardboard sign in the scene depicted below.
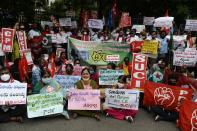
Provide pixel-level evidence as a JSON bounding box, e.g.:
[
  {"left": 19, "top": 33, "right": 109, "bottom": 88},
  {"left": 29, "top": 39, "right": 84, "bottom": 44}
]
[
  {"left": 143, "top": 17, "right": 155, "bottom": 25},
  {"left": 119, "top": 12, "right": 131, "bottom": 28},
  {"left": 71, "top": 21, "right": 77, "bottom": 29},
  {"left": 173, "top": 50, "right": 197, "bottom": 67},
  {"left": 154, "top": 17, "right": 174, "bottom": 28},
  {"left": 2, "top": 28, "right": 15, "bottom": 52},
  {"left": 105, "top": 89, "right": 140, "bottom": 110},
  {"left": 41, "top": 21, "right": 53, "bottom": 29},
  {"left": 20, "top": 49, "right": 33, "bottom": 65},
  {"left": 99, "top": 69, "right": 124, "bottom": 85},
  {"left": 132, "top": 25, "right": 145, "bottom": 33},
  {"left": 88, "top": 19, "right": 103, "bottom": 29},
  {"left": 131, "top": 53, "right": 148, "bottom": 89},
  {"left": 59, "top": 18, "right": 72, "bottom": 27},
  {"left": 141, "top": 40, "right": 158, "bottom": 55},
  {"left": 56, "top": 48, "right": 65, "bottom": 58},
  {"left": 54, "top": 75, "right": 81, "bottom": 92},
  {"left": 68, "top": 89, "right": 100, "bottom": 110},
  {"left": 106, "top": 55, "right": 120, "bottom": 62},
  {"left": 0, "top": 83, "right": 27, "bottom": 105},
  {"left": 16, "top": 31, "right": 27, "bottom": 51},
  {"left": 27, "top": 92, "right": 64, "bottom": 118},
  {"left": 185, "top": 19, "right": 197, "bottom": 31}
]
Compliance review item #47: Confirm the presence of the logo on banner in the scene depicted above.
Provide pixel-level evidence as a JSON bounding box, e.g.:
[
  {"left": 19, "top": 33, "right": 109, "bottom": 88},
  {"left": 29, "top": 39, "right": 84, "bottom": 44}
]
[
  {"left": 152, "top": 71, "right": 163, "bottom": 82},
  {"left": 91, "top": 50, "right": 107, "bottom": 63},
  {"left": 191, "top": 109, "right": 197, "bottom": 131},
  {"left": 154, "top": 87, "right": 175, "bottom": 107}
]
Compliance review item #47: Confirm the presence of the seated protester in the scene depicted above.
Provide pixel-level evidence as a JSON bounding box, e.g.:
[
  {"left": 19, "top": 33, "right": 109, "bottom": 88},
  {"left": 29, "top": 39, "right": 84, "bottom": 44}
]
[
  {"left": 56, "top": 52, "right": 68, "bottom": 66},
  {"left": 32, "top": 69, "right": 69, "bottom": 119},
  {"left": 89, "top": 65, "right": 99, "bottom": 85},
  {"left": 72, "top": 68, "right": 100, "bottom": 121},
  {"left": 118, "top": 57, "right": 132, "bottom": 76},
  {"left": 0, "top": 68, "right": 26, "bottom": 123},
  {"left": 103, "top": 75, "right": 137, "bottom": 123}
]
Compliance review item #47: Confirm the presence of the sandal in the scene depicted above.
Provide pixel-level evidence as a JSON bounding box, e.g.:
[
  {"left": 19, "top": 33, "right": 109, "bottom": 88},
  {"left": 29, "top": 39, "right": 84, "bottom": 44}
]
[{"left": 94, "top": 114, "right": 100, "bottom": 121}]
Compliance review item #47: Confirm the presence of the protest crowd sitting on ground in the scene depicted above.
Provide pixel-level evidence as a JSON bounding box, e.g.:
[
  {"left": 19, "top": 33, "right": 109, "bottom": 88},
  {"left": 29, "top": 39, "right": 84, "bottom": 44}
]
[{"left": 0, "top": 8, "right": 197, "bottom": 131}]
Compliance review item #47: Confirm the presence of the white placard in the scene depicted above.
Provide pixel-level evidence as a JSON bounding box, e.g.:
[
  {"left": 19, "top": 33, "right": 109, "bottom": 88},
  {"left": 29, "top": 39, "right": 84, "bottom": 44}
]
[
  {"left": 154, "top": 17, "right": 174, "bottom": 28},
  {"left": 132, "top": 25, "right": 145, "bottom": 33},
  {"left": 59, "top": 18, "right": 72, "bottom": 27},
  {"left": 88, "top": 19, "right": 103, "bottom": 29},
  {"left": 185, "top": 19, "right": 197, "bottom": 31},
  {"left": 143, "top": 17, "right": 155, "bottom": 25}
]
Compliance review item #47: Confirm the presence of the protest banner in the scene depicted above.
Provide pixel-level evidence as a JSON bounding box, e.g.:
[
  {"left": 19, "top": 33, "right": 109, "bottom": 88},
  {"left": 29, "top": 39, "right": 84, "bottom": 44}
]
[
  {"left": 68, "top": 37, "right": 131, "bottom": 65},
  {"left": 143, "top": 81, "right": 193, "bottom": 111},
  {"left": 41, "top": 21, "right": 53, "bottom": 29},
  {"left": 141, "top": 40, "right": 158, "bottom": 56},
  {"left": 119, "top": 12, "right": 131, "bottom": 28},
  {"left": 54, "top": 75, "right": 81, "bottom": 92},
  {"left": 59, "top": 18, "right": 72, "bottom": 26},
  {"left": 88, "top": 19, "right": 103, "bottom": 29},
  {"left": 105, "top": 89, "right": 140, "bottom": 110},
  {"left": 27, "top": 92, "right": 63, "bottom": 118},
  {"left": 68, "top": 89, "right": 100, "bottom": 110},
  {"left": 16, "top": 31, "right": 27, "bottom": 51},
  {"left": 99, "top": 69, "right": 124, "bottom": 85},
  {"left": 132, "top": 25, "right": 145, "bottom": 33},
  {"left": 106, "top": 55, "right": 120, "bottom": 62},
  {"left": 178, "top": 100, "right": 197, "bottom": 131},
  {"left": 154, "top": 17, "right": 174, "bottom": 28},
  {"left": 131, "top": 53, "right": 148, "bottom": 89},
  {"left": 173, "top": 50, "right": 197, "bottom": 67},
  {"left": 21, "top": 49, "right": 33, "bottom": 65},
  {"left": 2, "top": 28, "right": 15, "bottom": 52},
  {"left": 0, "top": 83, "right": 27, "bottom": 105},
  {"left": 143, "top": 17, "right": 155, "bottom": 25},
  {"left": 185, "top": 19, "right": 197, "bottom": 31}
]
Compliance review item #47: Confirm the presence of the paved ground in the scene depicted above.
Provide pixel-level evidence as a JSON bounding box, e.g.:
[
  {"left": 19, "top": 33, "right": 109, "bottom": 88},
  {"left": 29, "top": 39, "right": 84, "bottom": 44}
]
[{"left": 0, "top": 109, "right": 179, "bottom": 131}]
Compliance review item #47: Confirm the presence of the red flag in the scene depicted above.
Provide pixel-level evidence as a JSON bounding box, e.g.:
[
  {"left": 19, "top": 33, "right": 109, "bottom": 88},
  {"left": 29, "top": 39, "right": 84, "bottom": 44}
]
[
  {"left": 112, "top": 0, "right": 120, "bottom": 20},
  {"left": 130, "top": 53, "right": 148, "bottom": 89},
  {"left": 130, "top": 41, "right": 143, "bottom": 53},
  {"left": 19, "top": 53, "right": 28, "bottom": 81},
  {"left": 143, "top": 81, "right": 193, "bottom": 111},
  {"left": 178, "top": 100, "right": 197, "bottom": 131}
]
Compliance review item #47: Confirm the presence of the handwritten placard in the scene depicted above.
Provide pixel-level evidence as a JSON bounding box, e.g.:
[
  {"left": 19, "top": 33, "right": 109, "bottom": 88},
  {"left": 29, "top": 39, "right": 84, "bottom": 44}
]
[
  {"left": 99, "top": 69, "right": 124, "bottom": 85},
  {"left": 88, "top": 19, "right": 103, "bottom": 29},
  {"left": 143, "top": 17, "right": 155, "bottom": 25},
  {"left": 27, "top": 92, "right": 63, "bottom": 118},
  {"left": 105, "top": 89, "right": 140, "bottom": 110},
  {"left": 59, "top": 18, "right": 72, "bottom": 26},
  {"left": 154, "top": 17, "right": 174, "bottom": 28},
  {"left": 132, "top": 25, "right": 145, "bottom": 33},
  {"left": 185, "top": 19, "right": 197, "bottom": 31},
  {"left": 0, "top": 83, "right": 27, "bottom": 105},
  {"left": 141, "top": 40, "right": 158, "bottom": 55},
  {"left": 68, "top": 89, "right": 100, "bottom": 110},
  {"left": 173, "top": 50, "right": 197, "bottom": 67}
]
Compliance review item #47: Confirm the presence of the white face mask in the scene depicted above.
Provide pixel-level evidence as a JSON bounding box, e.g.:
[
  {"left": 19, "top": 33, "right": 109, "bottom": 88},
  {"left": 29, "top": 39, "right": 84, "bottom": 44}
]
[
  {"left": 42, "top": 78, "right": 52, "bottom": 84},
  {"left": 1, "top": 74, "right": 10, "bottom": 82},
  {"left": 126, "top": 32, "right": 130, "bottom": 35},
  {"left": 82, "top": 77, "right": 90, "bottom": 81},
  {"left": 84, "top": 32, "right": 87, "bottom": 35}
]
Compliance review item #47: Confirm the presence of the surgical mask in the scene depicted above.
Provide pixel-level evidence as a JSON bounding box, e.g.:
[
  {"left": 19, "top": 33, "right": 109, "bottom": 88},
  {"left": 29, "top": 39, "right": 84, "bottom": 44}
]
[
  {"left": 126, "top": 32, "right": 130, "bottom": 35},
  {"left": 117, "top": 82, "right": 124, "bottom": 88},
  {"left": 82, "top": 77, "right": 90, "bottom": 81},
  {"left": 42, "top": 78, "right": 52, "bottom": 84},
  {"left": 1, "top": 74, "right": 10, "bottom": 82},
  {"left": 84, "top": 32, "right": 87, "bottom": 35}
]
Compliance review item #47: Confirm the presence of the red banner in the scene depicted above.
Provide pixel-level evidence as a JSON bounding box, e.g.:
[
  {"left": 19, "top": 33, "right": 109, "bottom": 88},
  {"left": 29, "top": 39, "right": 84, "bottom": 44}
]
[
  {"left": 131, "top": 53, "right": 147, "bottom": 89},
  {"left": 143, "top": 81, "right": 193, "bottom": 111},
  {"left": 16, "top": 31, "right": 27, "bottom": 51},
  {"left": 119, "top": 12, "right": 131, "bottom": 28},
  {"left": 2, "top": 28, "right": 15, "bottom": 52},
  {"left": 130, "top": 41, "right": 143, "bottom": 53},
  {"left": 178, "top": 100, "right": 197, "bottom": 131}
]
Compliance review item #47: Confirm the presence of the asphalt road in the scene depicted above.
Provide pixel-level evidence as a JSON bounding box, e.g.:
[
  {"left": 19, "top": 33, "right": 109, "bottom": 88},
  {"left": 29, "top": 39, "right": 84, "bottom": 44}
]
[{"left": 0, "top": 109, "right": 179, "bottom": 131}]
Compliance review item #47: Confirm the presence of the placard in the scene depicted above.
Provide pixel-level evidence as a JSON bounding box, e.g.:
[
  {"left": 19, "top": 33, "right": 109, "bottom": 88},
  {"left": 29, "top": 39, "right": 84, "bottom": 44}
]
[
  {"left": 41, "top": 21, "right": 53, "bottom": 29},
  {"left": 143, "top": 17, "right": 155, "bottom": 25},
  {"left": 27, "top": 92, "right": 63, "bottom": 118},
  {"left": 0, "top": 83, "right": 27, "bottom": 105},
  {"left": 88, "top": 19, "right": 103, "bottom": 29},
  {"left": 119, "top": 12, "right": 131, "bottom": 28},
  {"left": 59, "top": 18, "right": 72, "bottom": 27},
  {"left": 185, "top": 19, "right": 197, "bottom": 31},
  {"left": 16, "top": 31, "right": 27, "bottom": 51},
  {"left": 2, "top": 28, "right": 15, "bottom": 52},
  {"left": 132, "top": 25, "right": 145, "bottom": 33},
  {"left": 99, "top": 69, "right": 124, "bottom": 85},
  {"left": 20, "top": 49, "right": 33, "bottom": 65},
  {"left": 105, "top": 89, "right": 140, "bottom": 110},
  {"left": 154, "top": 17, "right": 174, "bottom": 28},
  {"left": 68, "top": 89, "right": 100, "bottom": 110},
  {"left": 141, "top": 40, "right": 158, "bottom": 55},
  {"left": 106, "top": 55, "right": 120, "bottom": 62}
]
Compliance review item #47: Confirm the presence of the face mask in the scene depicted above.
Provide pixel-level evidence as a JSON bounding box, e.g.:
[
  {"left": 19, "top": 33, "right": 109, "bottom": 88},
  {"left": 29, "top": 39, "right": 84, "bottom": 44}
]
[
  {"left": 89, "top": 70, "right": 94, "bottom": 75},
  {"left": 84, "top": 32, "right": 87, "bottom": 35},
  {"left": 42, "top": 78, "right": 52, "bottom": 84},
  {"left": 1, "top": 74, "right": 10, "bottom": 82},
  {"left": 117, "top": 82, "right": 124, "bottom": 88},
  {"left": 82, "top": 77, "right": 90, "bottom": 81},
  {"left": 126, "top": 32, "right": 130, "bottom": 35}
]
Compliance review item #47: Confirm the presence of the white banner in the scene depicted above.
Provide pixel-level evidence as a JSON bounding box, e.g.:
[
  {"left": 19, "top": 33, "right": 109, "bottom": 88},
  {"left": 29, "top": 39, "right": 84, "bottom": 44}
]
[
  {"left": 59, "top": 18, "right": 72, "bottom": 27},
  {"left": 41, "top": 21, "right": 53, "bottom": 28},
  {"left": 105, "top": 89, "right": 140, "bottom": 110},
  {"left": 132, "top": 25, "right": 145, "bottom": 33},
  {"left": 88, "top": 19, "right": 103, "bottom": 29},
  {"left": 143, "top": 17, "right": 155, "bottom": 25},
  {"left": 154, "top": 17, "right": 174, "bottom": 28},
  {"left": 99, "top": 69, "right": 124, "bottom": 85},
  {"left": 0, "top": 83, "right": 27, "bottom": 105},
  {"left": 185, "top": 19, "right": 197, "bottom": 31},
  {"left": 27, "top": 92, "right": 63, "bottom": 118},
  {"left": 173, "top": 50, "right": 197, "bottom": 67}
]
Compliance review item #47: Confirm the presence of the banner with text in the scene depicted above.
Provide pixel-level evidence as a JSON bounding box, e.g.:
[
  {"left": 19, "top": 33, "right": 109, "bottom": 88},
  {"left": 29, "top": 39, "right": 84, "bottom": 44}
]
[
  {"left": 105, "top": 89, "right": 140, "bottom": 110},
  {"left": 99, "top": 69, "right": 124, "bottom": 85},
  {"left": 154, "top": 17, "right": 174, "bottom": 28},
  {"left": 185, "top": 19, "right": 197, "bottom": 31},
  {"left": 0, "top": 83, "right": 27, "bottom": 105},
  {"left": 16, "top": 31, "right": 27, "bottom": 51},
  {"left": 141, "top": 40, "right": 158, "bottom": 57},
  {"left": 27, "top": 92, "right": 63, "bottom": 118},
  {"left": 68, "top": 37, "right": 131, "bottom": 65},
  {"left": 68, "top": 89, "right": 100, "bottom": 110},
  {"left": 2, "top": 28, "right": 15, "bottom": 52},
  {"left": 59, "top": 18, "right": 72, "bottom": 26},
  {"left": 143, "top": 17, "right": 155, "bottom": 25}
]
